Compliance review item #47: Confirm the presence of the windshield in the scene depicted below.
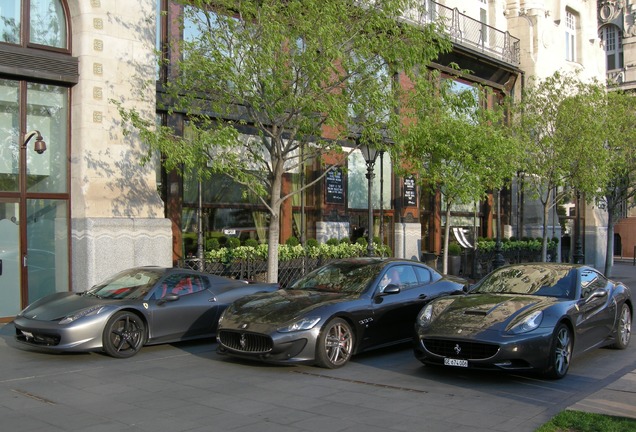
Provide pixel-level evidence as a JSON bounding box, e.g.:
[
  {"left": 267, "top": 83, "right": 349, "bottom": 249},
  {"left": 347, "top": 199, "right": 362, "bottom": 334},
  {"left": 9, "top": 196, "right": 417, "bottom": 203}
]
[
  {"left": 288, "top": 260, "right": 381, "bottom": 295},
  {"left": 87, "top": 269, "right": 162, "bottom": 300},
  {"left": 472, "top": 265, "right": 576, "bottom": 299}
]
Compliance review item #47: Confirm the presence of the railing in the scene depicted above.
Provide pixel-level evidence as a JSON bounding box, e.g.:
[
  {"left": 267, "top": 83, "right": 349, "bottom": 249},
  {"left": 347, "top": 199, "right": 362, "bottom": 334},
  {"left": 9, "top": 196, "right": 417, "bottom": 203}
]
[{"left": 411, "top": 1, "right": 520, "bottom": 66}]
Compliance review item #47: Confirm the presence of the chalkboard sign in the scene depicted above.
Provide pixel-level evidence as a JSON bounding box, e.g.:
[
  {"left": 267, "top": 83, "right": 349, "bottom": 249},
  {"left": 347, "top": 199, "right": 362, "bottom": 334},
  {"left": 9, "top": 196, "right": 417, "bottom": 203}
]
[
  {"left": 403, "top": 176, "right": 416, "bottom": 206},
  {"left": 325, "top": 167, "right": 345, "bottom": 204}
]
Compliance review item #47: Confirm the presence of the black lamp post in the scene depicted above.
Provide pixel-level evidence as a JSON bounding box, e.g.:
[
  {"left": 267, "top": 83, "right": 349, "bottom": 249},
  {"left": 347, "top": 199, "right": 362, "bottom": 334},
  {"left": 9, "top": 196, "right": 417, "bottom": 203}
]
[
  {"left": 360, "top": 143, "right": 379, "bottom": 257},
  {"left": 493, "top": 188, "right": 505, "bottom": 269},
  {"left": 573, "top": 190, "right": 584, "bottom": 264}
]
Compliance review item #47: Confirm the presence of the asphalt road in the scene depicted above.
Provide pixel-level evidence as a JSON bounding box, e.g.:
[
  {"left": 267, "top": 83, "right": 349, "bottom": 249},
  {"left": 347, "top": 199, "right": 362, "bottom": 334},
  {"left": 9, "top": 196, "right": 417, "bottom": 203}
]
[{"left": 1, "top": 322, "right": 634, "bottom": 432}]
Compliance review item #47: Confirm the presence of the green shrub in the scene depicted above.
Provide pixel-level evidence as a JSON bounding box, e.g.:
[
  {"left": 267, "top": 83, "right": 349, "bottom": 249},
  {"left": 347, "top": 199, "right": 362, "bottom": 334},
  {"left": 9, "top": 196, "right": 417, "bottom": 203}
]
[
  {"left": 243, "top": 238, "right": 259, "bottom": 248},
  {"left": 206, "top": 238, "right": 220, "bottom": 251},
  {"left": 306, "top": 238, "right": 319, "bottom": 248},
  {"left": 339, "top": 237, "right": 351, "bottom": 244},
  {"left": 356, "top": 237, "right": 367, "bottom": 246},
  {"left": 326, "top": 238, "right": 340, "bottom": 246},
  {"left": 448, "top": 242, "right": 462, "bottom": 256},
  {"left": 226, "top": 237, "right": 241, "bottom": 249},
  {"left": 286, "top": 236, "right": 300, "bottom": 246}
]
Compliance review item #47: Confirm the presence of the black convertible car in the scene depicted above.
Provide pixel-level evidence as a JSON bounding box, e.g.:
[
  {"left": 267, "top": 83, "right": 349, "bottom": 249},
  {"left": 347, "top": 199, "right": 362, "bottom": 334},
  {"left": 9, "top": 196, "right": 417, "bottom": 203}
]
[
  {"left": 14, "top": 267, "right": 278, "bottom": 358},
  {"left": 414, "top": 263, "right": 632, "bottom": 379},
  {"left": 217, "top": 258, "right": 466, "bottom": 368}
]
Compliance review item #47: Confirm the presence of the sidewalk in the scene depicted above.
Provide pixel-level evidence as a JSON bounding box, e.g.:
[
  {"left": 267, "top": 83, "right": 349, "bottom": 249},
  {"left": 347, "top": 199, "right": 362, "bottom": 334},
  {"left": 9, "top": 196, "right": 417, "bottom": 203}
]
[{"left": 567, "top": 260, "right": 636, "bottom": 420}]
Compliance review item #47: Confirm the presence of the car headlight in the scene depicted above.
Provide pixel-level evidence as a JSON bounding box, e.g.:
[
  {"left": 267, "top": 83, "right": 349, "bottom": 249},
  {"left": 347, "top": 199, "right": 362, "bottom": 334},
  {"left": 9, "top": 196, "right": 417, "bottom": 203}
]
[
  {"left": 508, "top": 310, "right": 543, "bottom": 334},
  {"left": 417, "top": 304, "right": 435, "bottom": 328},
  {"left": 58, "top": 306, "right": 105, "bottom": 325},
  {"left": 278, "top": 316, "right": 321, "bottom": 333}
]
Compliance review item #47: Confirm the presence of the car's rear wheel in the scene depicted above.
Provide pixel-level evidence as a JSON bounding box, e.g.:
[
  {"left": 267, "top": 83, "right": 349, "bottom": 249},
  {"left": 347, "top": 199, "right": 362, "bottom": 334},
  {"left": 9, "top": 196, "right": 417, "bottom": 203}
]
[
  {"left": 102, "top": 311, "right": 145, "bottom": 358},
  {"left": 544, "top": 323, "right": 572, "bottom": 379},
  {"left": 610, "top": 303, "right": 632, "bottom": 349},
  {"left": 315, "top": 318, "right": 354, "bottom": 369}
]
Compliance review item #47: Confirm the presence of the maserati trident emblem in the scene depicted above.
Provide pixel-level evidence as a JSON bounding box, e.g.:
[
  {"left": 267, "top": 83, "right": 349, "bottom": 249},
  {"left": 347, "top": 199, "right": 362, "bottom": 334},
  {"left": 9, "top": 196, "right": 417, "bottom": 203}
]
[
  {"left": 240, "top": 333, "right": 247, "bottom": 349},
  {"left": 454, "top": 344, "right": 462, "bottom": 355}
]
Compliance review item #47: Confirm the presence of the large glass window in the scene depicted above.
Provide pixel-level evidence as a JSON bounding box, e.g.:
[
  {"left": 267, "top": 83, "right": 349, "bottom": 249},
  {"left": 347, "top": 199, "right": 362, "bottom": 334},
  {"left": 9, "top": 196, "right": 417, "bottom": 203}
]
[
  {"left": 565, "top": 10, "right": 577, "bottom": 62},
  {"left": 29, "top": 0, "right": 67, "bottom": 48},
  {"left": 347, "top": 149, "right": 392, "bottom": 210},
  {"left": 0, "top": 0, "right": 21, "bottom": 44},
  {"left": 600, "top": 25, "right": 623, "bottom": 71},
  {"left": 0, "top": 79, "right": 20, "bottom": 192},
  {"left": 26, "top": 83, "right": 68, "bottom": 193},
  {"left": 26, "top": 198, "right": 68, "bottom": 302}
]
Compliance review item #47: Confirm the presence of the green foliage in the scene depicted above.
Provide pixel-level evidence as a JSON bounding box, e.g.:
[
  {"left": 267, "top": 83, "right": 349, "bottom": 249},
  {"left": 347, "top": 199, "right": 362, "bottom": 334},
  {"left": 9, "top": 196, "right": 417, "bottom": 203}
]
[
  {"left": 226, "top": 237, "right": 241, "bottom": 249},
  {"left": 339, "top": 237, "right": 351, "bottom": 244},
  {"left": 204, "top": 241, "right": 391, "bottom": 262},
  {"left": 326, "top": 238, "right": 340, "bottom": 246},
  {"left": 447, "top": 242, "right": 461, "bottom": 256},
  {"left": 356, "top": 237, "right": 368, "bottom": 246},
  {"left": 243, "top": 238, "right": 259, "bottom": 248},
  {"left": 536, "top": 410, "right": 636, "bottom": 432},
  {"left": 285, "top": 236, "right": 300, "bottom": 246},
  {"left": 476, "top": 238, "right": 558, "bottom": 253},
  {"left": 306, "top": 238, "right": 319, "bottom": 248},
  {"left": 206, "top": 238, "right": 220, "bottom": 251}
]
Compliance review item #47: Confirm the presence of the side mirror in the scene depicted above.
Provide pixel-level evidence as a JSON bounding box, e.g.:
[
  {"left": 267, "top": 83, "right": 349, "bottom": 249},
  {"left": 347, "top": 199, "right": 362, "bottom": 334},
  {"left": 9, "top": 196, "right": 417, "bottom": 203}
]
[
  {"left": 584, "top": 289, "right": 607, "bottom": 303},
  {"left": 157, "top": 293, "right": 180, "bottom": 305},
  {"left": 381, "top": 284, "right": 401, "bottom": 295}
]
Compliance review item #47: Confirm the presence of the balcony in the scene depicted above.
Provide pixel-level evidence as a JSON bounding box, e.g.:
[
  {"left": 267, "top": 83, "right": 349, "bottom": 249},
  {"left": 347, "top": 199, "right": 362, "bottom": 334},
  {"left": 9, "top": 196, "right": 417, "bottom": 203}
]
[{"left": 410, "top": 1, "right": 520, "bottom": 67}]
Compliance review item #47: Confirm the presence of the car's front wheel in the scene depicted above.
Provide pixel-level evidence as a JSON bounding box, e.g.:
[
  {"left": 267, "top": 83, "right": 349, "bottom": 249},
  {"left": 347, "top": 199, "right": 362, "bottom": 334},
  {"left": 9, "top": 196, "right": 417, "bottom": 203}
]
[
  {"left": 102, "top": 311, "right": 146, "bottom": 358},
  {"left": 610, "top": 303, "right": 632, "bottom": 350},
  {"left": 315, "top": 318, "right": 354, "bottom": 369},
  {"left": 544, "top": 323, "right": 572, "bottom": 379}
]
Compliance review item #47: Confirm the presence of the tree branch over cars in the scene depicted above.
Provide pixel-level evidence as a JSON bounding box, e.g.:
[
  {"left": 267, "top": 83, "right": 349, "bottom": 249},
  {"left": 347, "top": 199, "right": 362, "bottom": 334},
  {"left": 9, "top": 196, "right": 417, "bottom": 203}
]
[
  {"left": 116, "top": 0, "right": 451, "bottom": 282},
  {"left": 510, "top": 71, "right": 609, "bottom": 262},
  {"left": 392, "top": 73, "right": 519, "bottom": 273}
]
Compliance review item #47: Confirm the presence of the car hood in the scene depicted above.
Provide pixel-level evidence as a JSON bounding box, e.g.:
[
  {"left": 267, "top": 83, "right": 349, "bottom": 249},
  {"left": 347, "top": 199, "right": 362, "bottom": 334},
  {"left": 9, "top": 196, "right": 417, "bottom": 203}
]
[
  {"left": 429, "top": 293, "right": 557, "bottom": 335},
  {"left": 19, "top": 292, "right": 114, "bottom": 321},
  {"left": 227, "top": 289, "right": 356, "bottom": 324}
]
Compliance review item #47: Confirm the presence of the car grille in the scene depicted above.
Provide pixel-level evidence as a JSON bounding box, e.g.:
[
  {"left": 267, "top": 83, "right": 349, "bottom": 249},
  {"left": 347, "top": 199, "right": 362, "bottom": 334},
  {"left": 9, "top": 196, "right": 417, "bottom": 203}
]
[
  {"left": 218, "top": 330, "right": 273, "bottom": 353},
  {"left": 423, "top": 338, "right": 499, "bottom": 360},
  {"left": 15, "top": 328, "right": 61, "bottom": 346}
]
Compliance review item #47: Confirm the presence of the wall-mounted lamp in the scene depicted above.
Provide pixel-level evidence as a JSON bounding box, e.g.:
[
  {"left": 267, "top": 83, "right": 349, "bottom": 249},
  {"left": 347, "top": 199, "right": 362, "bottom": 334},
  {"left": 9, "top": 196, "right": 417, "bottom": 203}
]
[{"left": 22, "top": 130, "right": 47, "bottom": 154}]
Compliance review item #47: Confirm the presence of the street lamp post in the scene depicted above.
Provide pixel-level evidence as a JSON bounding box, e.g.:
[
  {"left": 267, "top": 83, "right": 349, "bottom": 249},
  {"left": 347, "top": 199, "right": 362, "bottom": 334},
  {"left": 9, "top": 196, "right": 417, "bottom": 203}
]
[{"left": 360, "top": 143, "right": 379, "bottom": 257}]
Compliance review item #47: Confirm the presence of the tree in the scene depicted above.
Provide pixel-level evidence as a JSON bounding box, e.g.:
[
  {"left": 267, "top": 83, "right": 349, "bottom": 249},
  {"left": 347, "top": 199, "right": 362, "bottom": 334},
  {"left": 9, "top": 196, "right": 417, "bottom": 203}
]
[
  {"left": 597, "top": 90, "right": 636, "bottom": 276},
  {"left": 116, "top": 0, "right": 450, "bottom": 282},
  {"left": 392, "top": 72, "right": 519, "bottom": 273},
  {"left": 510, "top": 71, "right": 609, "bottom": 262}
]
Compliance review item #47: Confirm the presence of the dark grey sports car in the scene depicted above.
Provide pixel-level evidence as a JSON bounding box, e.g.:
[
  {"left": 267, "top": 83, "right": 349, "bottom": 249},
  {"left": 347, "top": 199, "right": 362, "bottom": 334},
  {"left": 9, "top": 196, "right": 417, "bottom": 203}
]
[
  {"left": 216, "top": 258, "right": 466, "bottom": 368},
  {"left": 414, "top": 263, "right": 632, "bottom": 379},
  {"left": 14, "top": 267, "right": 278, "bottom": 358}
]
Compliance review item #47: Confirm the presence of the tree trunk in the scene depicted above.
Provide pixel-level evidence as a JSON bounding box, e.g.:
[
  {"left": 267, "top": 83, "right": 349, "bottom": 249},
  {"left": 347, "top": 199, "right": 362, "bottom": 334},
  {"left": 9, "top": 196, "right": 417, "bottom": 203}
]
[
  {"left": 604, "top": 202, "right": 615, "bottom": 277},
  {"left": 266, "top": 160, "right": 284, "bottom": 284},
  {"left": 442, "top": 205, "right": 452, "bottom": 274},
  {"left": 541, "top": 189, "right": 552, "bottom": 262}
]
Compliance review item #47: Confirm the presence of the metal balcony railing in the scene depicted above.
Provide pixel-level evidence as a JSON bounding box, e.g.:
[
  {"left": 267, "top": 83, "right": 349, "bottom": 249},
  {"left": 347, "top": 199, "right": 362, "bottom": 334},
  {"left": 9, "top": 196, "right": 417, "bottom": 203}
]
[{"left": 409, "top": 1, "right": 520, "bottom": 66}]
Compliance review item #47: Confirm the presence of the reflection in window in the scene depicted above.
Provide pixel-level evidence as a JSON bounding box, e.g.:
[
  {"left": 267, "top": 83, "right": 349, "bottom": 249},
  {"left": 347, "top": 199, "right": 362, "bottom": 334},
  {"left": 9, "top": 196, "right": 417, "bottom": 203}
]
[
  {"left": 0, "top": 79, "right": 20, "bottom": 191},
  {"left": 29, "top": 0, "right": 67, "bottom": 48},
  {"left": 347, "top": 149, "right": 391, "bottom": 210},
  {"left": 0, "top": 0, "right": 21, "bottom": 44},
  {"left": 26, "top": 83, "right": 69, "bottom": 194}
]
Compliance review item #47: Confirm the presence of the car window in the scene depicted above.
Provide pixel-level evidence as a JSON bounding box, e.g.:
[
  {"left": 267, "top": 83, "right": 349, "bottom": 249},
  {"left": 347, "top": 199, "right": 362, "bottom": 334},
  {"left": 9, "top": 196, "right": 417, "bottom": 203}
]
[
  {"left": 159, "top": 274, "right": 208, "bottom": 298},
  {"left": 580, "top": 270, "right": 607, "bottom": 299},
  {"left": 414, "top": 267, "right": 432, "bottom": 284},
  {"left": 379, "top": 265, "right": 418, "bottom": 291},
  {"left": 89, "top": 269, "right": 162, "bottom": 300}
]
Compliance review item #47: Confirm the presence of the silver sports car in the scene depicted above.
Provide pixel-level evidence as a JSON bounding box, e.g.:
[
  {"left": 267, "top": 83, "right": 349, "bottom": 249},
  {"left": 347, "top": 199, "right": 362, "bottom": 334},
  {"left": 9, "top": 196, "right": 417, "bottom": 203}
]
[{"left": 14, "top": 266, "right": 278, "bottom": 358}]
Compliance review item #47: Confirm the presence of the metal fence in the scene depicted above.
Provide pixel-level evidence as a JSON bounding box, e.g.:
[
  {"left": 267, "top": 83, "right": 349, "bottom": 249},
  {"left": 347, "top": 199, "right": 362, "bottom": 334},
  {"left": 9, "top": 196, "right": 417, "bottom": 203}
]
[{"left": 178, "top": 247, "right": 556, "bottom": 286}]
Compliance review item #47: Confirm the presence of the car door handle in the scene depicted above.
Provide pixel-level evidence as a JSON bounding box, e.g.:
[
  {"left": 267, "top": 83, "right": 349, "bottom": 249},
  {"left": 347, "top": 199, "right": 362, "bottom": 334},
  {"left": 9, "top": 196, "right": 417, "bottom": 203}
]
[
  {"left": 208, "top": 297, "right": 217, "bottom": 302},
  {"left": 418, "top": 294, "right": 427, "bottom": 299}
]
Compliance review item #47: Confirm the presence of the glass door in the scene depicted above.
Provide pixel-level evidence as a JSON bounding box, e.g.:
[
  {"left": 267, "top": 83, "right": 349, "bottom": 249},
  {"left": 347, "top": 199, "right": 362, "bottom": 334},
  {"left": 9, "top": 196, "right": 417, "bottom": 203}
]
[{"left": 0, "top": 199, "right": 21, "bottom": 317}]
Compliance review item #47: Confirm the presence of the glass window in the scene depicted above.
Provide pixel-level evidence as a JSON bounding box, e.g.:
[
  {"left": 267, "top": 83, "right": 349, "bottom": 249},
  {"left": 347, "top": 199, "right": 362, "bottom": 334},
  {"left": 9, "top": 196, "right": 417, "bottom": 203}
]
[
  {"left": 26, "top": 82, "right": 69, "bottom": 193},
  {"left": 0, "top": 79, "right": 20, "bottom": 192},
  {"left": 29, "top": 0, "right": 67, "bottom": 48},
  {"left": 347, "top": 148, "right": 391, "bottom": 210},
  {"left": 26, "top": 198, "right": 68, "bottom": 303},
  {"left": 600, "top": 25, "right": 623, "bottom": 71},
  {"left": 565, "top": 10, "right": 576, "bottom": 62},
  {"left": 0, "top": 0, "right": 21, "bottom": 44}
]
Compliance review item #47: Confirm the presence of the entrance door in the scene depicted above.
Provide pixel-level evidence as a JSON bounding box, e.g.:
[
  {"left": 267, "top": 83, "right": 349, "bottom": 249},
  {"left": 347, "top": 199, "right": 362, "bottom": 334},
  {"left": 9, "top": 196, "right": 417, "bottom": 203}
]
[{"left": 0, "top": 199, "right": 21, "bottom": 317}]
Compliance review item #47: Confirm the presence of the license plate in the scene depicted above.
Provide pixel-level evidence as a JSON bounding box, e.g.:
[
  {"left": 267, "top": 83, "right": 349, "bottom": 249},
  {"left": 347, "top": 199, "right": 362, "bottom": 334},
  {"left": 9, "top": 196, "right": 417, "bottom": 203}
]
[{"left": 444, "top": 358, "right": 468, "bottom": 367}]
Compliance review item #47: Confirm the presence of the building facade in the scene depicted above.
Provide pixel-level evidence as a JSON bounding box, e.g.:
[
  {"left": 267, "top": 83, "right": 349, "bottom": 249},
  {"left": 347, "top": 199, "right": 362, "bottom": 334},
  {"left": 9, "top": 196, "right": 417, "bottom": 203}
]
[{"left": 0, "top": 0, "right": 616, "bottom": 321}]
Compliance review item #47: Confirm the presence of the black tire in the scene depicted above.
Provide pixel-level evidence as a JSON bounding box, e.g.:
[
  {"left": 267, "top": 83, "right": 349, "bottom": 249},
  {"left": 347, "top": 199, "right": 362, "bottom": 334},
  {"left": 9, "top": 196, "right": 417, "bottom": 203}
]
[
  {"left": 102, "top": 311, "right": 146, "bottom": 358},
  {"left": 610, "top": 303, "right": 632, "bottom": 350},
  {"left": 315, "top": 318, "right": 354, "bottom": 369},
  {"left": 543, "top": 323, "right": 572, "bottom": 380}
]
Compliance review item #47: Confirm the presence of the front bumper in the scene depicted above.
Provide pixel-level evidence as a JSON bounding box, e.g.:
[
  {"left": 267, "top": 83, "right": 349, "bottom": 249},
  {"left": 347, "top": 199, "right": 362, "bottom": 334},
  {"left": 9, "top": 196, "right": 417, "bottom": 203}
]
[
  {"left": 14, "top": 314, "right": 110, "bottom": 352},
  {"left": 413, "top": 327, "right": 554, "bottom": 372},
  {"left": 217, "top": 326, "right": 321, "bottom": 365}
]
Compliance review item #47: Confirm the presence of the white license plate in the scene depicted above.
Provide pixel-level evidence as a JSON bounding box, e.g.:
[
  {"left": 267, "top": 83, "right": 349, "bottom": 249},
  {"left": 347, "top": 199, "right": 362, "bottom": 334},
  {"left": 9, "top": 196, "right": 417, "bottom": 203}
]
[{"left": 444, "top": 358, "right": 468, "bottom": 367}]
